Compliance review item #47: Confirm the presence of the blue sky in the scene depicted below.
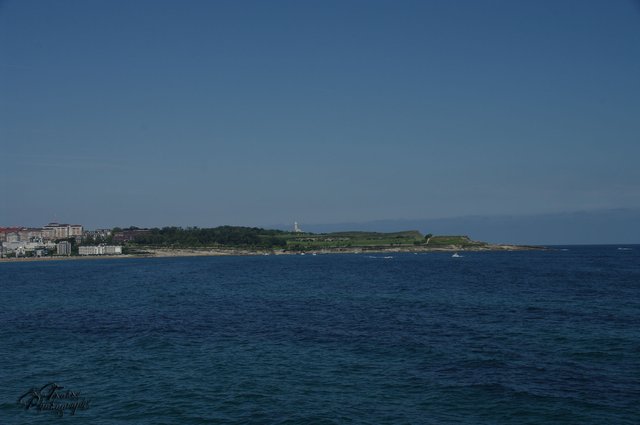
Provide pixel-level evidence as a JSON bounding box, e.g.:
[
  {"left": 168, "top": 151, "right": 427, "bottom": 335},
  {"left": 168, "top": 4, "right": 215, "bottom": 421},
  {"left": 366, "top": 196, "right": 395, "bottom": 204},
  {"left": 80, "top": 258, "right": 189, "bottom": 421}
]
[{"left": 1, "top": 0, "right": 639, "bottom": 240}]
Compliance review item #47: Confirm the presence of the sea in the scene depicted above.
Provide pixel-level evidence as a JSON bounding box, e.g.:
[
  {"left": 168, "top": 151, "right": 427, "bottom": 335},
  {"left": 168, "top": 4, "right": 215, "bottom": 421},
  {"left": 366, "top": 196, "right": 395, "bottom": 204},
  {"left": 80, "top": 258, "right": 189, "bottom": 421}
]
[{"left": 0, "top": 246, "right": 638, "bottom": 424}]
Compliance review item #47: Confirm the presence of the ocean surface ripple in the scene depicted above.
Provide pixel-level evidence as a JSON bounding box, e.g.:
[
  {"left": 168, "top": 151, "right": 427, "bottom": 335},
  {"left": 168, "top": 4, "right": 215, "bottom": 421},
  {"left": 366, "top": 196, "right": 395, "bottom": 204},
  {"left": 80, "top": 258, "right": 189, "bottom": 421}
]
[{"left": 1, "top": 246, "right": 639, "bottom": 424}]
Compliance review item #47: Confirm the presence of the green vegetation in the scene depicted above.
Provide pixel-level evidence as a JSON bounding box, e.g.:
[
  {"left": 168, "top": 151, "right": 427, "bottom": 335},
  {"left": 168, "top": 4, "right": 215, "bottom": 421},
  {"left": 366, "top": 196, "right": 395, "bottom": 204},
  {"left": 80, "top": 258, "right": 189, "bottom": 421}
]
[
  {"left": 425, "top": 235, "right": 485, "bottom": 247},
  {"left": 283, "top": 230, "right": 426, "bottom": 250},
  {"left": 122, "top": 225, "right": 486, "bottom": 252},
  {"left": 81, "top": 234, "right": 110, "bottom": 245},
  {"left": 129, "top": 226, "right": 288, "bottom": 249},
  {"left": 281, "top": 231, "right": 487, "bottom": 251}
]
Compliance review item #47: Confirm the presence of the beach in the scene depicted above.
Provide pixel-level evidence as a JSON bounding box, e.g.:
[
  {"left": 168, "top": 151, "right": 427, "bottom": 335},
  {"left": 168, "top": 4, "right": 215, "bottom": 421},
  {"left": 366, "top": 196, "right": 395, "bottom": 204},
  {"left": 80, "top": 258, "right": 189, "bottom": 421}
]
[{"left": 0, "top": 243, "right": 543, "bottom": 263}]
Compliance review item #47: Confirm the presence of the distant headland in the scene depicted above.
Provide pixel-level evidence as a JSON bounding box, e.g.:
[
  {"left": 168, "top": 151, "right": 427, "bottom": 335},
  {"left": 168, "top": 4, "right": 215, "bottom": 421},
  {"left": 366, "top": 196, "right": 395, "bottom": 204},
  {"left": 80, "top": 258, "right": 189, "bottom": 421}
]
[{"left": 0, "top": 223, "right": 544, "bottom": 262}]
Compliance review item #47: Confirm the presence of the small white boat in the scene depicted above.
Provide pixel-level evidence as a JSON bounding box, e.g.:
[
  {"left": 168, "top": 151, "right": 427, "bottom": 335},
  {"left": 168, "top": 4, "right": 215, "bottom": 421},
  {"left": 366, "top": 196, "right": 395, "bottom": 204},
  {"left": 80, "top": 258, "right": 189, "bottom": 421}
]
[{"left": 452, "top": 253, "right": 462, "bottom": 258}]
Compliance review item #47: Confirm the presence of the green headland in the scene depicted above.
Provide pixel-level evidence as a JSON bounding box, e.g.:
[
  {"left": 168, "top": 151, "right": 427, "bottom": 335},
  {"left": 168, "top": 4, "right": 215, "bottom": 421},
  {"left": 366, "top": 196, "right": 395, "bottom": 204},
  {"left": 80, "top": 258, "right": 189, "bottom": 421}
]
[{"left": 118, "top": 226, "right": 540, "bottom": 256}]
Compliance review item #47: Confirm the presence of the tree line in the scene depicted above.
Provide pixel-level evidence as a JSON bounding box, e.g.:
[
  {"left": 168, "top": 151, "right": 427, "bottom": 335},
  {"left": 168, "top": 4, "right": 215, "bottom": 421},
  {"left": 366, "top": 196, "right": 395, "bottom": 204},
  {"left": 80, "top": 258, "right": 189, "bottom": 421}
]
[{"left": 128, "top": 226, "right": 287, "bottom": 248}]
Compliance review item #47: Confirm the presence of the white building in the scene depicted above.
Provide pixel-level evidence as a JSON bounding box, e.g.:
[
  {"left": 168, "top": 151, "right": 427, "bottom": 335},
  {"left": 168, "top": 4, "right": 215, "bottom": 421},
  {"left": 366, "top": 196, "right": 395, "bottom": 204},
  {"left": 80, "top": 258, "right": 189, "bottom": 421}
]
[
  {"left": 103, "top": 245, "right": 122, "bottom": 255},
  {"left": 69, "top": 225, "right": 83, "bottom": 236},
  {"left": 79, "top": 246, "right": 102, "bottom": 255},
  {"left": 78, "top": 245, "right": 122, "bottom": 256},
  {"left": 2, "top": 240, "right": 55, "bottom": 255},
  {"left": 43, "top": 223, "right": 84, "bottom": 240},
  {"left": 18, "top": 228, "right": 44, "bottom": 241}
]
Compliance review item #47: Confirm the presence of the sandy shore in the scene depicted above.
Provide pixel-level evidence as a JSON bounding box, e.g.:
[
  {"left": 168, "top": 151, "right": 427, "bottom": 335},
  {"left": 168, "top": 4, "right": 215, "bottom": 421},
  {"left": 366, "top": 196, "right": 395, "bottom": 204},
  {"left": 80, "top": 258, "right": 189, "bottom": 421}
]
[
  {"left": 0, "top": 243, "right": 544, "bottom": 264},
  {"left": 0, "top": 254, "right": 138, "bottom": 263}
]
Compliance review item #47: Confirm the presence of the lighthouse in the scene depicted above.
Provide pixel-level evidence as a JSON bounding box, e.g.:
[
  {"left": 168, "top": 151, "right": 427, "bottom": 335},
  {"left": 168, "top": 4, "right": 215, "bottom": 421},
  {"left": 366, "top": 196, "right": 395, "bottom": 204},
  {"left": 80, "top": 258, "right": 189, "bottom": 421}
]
[{"left": 293, "top": 221, "right": 303, "bottom": 233}]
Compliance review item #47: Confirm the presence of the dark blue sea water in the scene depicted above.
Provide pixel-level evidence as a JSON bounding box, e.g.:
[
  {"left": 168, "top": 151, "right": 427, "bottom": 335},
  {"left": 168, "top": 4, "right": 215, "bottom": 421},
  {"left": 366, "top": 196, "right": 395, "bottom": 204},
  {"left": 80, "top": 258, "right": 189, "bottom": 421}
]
[{"left": 1, "top": 246, "right": 639, "bottom": 424}]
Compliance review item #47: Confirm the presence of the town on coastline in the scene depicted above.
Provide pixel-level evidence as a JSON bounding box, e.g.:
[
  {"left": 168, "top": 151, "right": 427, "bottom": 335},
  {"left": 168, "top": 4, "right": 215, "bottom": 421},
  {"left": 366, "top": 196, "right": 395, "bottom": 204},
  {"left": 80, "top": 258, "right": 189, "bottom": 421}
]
[{"left": 0, "top": 223, "right": 123, "bottom": 258}]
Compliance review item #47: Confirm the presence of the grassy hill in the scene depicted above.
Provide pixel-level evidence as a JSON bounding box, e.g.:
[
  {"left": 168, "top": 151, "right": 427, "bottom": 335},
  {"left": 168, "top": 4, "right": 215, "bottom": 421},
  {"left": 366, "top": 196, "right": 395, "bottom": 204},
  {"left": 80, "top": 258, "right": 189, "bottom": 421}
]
[
  {"left": 282, "top": 231, "right": 484, "bottom": 251},
  {"left": 426, "top": 235, "right": 485, "bottom": 247},
  {"left": 123, "top": 226, "right": 489, "bottom": 252}
]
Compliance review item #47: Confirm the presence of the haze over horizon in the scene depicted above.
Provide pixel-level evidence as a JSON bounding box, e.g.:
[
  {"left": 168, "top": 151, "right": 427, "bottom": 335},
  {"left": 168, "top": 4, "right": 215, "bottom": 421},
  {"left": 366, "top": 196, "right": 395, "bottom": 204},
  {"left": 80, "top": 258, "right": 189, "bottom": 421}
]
[{"left": 2, "top": 1, "right": 639, "bottom": 244}]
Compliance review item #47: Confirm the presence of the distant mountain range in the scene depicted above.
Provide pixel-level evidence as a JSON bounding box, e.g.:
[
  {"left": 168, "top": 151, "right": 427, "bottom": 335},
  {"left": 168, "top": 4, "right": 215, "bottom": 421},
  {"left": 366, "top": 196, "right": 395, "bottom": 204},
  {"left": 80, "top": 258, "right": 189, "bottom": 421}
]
[{"left": 271, "top": 209, "right": 640, "bottom": 245}]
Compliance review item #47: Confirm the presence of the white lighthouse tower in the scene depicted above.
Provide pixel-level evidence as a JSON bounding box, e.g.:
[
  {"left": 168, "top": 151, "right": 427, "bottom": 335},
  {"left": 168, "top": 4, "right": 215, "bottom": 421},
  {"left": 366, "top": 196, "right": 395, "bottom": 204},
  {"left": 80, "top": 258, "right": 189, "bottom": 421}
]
[{"left": 293, "top": 221, "right": 303, "bottom": 233}]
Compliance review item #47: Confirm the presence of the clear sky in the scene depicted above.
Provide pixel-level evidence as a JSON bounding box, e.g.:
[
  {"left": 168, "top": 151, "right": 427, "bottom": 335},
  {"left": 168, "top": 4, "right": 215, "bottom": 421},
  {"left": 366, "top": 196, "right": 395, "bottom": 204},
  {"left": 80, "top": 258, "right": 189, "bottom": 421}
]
[{"left": 1, "top": 0, "right": 639, "bottom": 236}]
